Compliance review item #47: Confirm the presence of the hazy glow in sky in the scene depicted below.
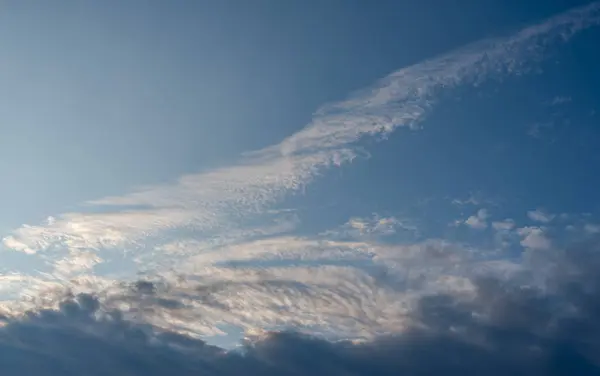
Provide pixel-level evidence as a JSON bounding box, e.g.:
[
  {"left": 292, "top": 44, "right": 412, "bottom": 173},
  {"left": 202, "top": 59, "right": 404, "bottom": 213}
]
[{"left": 2, "top": 1, "right": 600, "bottom": 374}]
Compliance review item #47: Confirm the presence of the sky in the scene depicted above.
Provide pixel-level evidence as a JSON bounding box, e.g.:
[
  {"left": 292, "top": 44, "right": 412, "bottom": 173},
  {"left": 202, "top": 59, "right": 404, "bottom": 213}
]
[{"left": 2, "top": 0, "right": 600, "bottom": 374}]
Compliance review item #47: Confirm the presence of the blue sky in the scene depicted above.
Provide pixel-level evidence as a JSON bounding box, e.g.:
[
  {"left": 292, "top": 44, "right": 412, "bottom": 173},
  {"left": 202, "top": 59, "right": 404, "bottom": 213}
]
[
  {"left": 1, "top": 0, "right": 596, "bottom": 231},
  {"left": 2, "top": 1, "right": 600, "bottom": 374}
]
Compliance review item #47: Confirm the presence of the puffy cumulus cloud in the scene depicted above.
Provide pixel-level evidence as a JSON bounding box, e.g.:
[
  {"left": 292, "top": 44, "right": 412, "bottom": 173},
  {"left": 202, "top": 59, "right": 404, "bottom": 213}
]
[
  {"left": 4, "top": 2, "right": 600, "bottom": 259},
  {"left": 1, "top": 238, "right": 600, "bottom": 375},
  {"left": 518, "top": 226, "right": 552, "bottom": 250},
  {"left": 528, "top": 209, "right": 557, "bottom": 223},
  {"left": 464, "top": 209, "right": 490, "bottom": 230}
]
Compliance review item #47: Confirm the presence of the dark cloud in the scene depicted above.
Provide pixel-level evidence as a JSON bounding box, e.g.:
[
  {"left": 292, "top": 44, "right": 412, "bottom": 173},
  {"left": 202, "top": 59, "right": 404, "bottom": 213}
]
[{"left": 2, "top": 240, "right": 600, "bottom": 375}]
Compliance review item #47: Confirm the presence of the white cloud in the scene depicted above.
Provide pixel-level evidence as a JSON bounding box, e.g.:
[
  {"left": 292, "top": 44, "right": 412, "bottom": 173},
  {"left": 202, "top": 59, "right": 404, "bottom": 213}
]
[
  {"left": 527, "top": 208, "right": 556, "bottom": 223},
  {"left": 584, "top": 223, "right": 600, "bottom": 234},
  {"left": 492, "top": 219, "right": 515, "bottom": 231},
  {"left": 51, "top": 250, "right": 103, "bottom": 279},
  {"left": 0, "top": 275, "right": 49, "bottom": 302},
  {"left": 518, "top": 226, "right": 552, "bottom": 250},
  {"left": 2, "top": 234, "right": 37, "bottom": 254},
  {"left": 464, "top": 209, "right": 490, "bottom": 230}
]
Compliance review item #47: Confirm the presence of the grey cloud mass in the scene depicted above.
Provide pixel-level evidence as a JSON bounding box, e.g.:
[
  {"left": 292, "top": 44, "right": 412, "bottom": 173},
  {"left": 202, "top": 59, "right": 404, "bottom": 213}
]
[{"left": 1, "top": 237, "right": 600, "bottom": 375}]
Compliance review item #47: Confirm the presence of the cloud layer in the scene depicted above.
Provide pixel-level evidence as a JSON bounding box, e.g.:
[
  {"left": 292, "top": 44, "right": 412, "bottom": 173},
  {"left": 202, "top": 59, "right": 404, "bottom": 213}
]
[{"left": 1, "top": 236, "right": 600, "bottom": 375}]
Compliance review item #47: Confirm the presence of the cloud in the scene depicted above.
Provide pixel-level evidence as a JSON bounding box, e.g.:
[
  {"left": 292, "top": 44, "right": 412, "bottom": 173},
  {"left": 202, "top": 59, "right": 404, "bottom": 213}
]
[
  {"left": 106, "top": 236, "right": 488, "bottom": 340},
  {"left": 1, "top": 237, "right": 600, "bottom": 374},
  {"left": 518, "top": 226, "right": 552, "bottom": 250},
  {"left": 584, "top": 223, "right": 600, "bottom": 234},
  {"left": 451, "top": 192, "right": 500, "bottom": 207},
  {"left": 51, "top": 249, "right": 103, "bottom": 279},
  {"left": 452, "top": 195, "right": 482, "bottom": 206},
  {"left": 492, "top": 219, "right": 516, "bottom": 231},
  {"left": 464, "top": 209, "right": 490, "bottom": 230},
  {"left": 1, "top": 229, "right": 513, "bottom": 342},
  {"left": 528, "top": 121, "right": 554, "bottom": 139},
  {"left": 550, "top": 96, "right": 572, "bottom": 105},
  {"left": 348, "top": 216, "right": 411, "bottom": 236},
  {"left": 4, "top": 2, "right": 600, "bottom": 259},
  {"left": 323, "top": 214, "right": 418, "bottom": 239},
  {"left": 528, "top": 209, "right": 556, "bottom": 223}
]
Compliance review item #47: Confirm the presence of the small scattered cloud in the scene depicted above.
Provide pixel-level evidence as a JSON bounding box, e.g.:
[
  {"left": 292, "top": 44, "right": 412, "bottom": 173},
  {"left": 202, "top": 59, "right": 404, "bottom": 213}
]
[
  {"left": 451, "top": 192, "right": 500, "bottom": 207},
  {"left": 550, "top": 95, "right": 572, "bottom": 105},
  {"left": 491, "top": 219, "right": 518, "bottom": 248},
  {"left": 518, "top": 226, "right": 552, "bottom": 250},
  {"left": 527, "top": 208, "right": 556, "bottom": 223},
  {"left": 529, "top": 95, "right": 572, "bottom": 139},
  {"left": 325, "top": 214, "right": 418, "bottom": 239},
  {"left": 492, "top": 219, "right": 516, "bottom": 231},
  {"left": 527, "top": 121, "right": 554, "bottom": 139},
  {"left": 464, "top": 209, "right": 490, "bottom": 230},
  {"left": 584, "top": 223, "right": 600, "bottom": 234},
  {"left": 452, "top": 195, "right": 481, "bottom": 206}
]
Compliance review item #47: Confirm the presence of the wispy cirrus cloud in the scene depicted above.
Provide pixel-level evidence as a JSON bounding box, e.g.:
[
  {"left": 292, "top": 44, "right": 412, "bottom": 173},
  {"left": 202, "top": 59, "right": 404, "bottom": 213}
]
[{"left": 3, "top": 2, "right": 599, "bottom": 261}]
